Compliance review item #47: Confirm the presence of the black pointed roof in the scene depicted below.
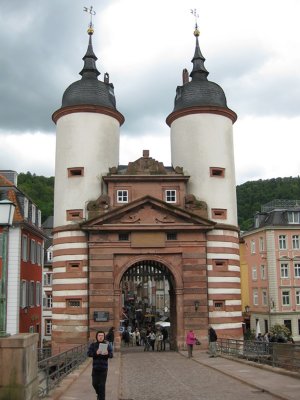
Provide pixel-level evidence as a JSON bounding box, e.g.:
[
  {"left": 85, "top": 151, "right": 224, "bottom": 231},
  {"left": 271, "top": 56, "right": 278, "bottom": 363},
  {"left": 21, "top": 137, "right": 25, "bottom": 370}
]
[
  {"left": 172, "top": 29, "right": 228, "bottom": 112},
  {"left": 61, "top": 30, "right": 117, "bottom": 109}
]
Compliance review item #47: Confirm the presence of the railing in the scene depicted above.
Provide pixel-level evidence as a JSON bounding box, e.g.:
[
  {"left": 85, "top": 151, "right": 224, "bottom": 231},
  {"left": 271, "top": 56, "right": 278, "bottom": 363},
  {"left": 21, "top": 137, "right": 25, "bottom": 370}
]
[
  {"left": 37, "top": 347, "right": 52, "bottom": 362},
  {"left": 218, "top": 338, "right": 300, "bottom": 373},
  {"left": 37, "top": 343, "right": 88, "bottom": 398}
]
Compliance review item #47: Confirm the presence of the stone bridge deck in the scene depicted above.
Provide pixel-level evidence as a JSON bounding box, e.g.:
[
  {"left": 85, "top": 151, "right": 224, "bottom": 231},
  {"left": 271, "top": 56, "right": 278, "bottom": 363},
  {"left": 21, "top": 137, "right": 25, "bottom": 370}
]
[{"left": 48, "top": 348, "right": 300, "bottom": 400}]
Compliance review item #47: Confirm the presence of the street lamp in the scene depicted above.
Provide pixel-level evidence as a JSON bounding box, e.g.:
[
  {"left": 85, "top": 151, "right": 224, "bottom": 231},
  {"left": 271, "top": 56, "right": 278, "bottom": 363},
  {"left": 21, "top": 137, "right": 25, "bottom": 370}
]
[{"left": 0, "top": 199, "right": 16, "bottom": 337}]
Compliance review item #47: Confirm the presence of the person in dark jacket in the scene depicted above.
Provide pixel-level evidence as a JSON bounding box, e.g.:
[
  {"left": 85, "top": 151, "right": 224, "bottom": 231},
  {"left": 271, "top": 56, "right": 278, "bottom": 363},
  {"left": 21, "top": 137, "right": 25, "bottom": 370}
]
[
  {"left": 208, "top": 326, "right": 218, "bottom": 357},
  {"left": 87, "top": 330, "right": 113, "bottom": 400},
  {"left": 106, "top": 327, "right": 115, "bottom": 351}
]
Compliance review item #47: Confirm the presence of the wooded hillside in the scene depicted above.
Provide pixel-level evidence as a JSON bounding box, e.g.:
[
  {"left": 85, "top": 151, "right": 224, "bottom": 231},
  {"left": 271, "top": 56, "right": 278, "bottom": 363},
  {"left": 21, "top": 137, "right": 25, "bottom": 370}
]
[{"left": 17, "top": 173, "right": 300, "bottom": 230}]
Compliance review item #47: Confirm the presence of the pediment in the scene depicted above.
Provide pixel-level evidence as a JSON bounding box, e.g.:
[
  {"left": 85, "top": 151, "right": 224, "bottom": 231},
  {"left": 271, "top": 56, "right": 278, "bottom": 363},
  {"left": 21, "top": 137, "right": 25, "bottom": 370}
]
[{"left": 82, "top": 195, "right": 215, "bottom": 230}]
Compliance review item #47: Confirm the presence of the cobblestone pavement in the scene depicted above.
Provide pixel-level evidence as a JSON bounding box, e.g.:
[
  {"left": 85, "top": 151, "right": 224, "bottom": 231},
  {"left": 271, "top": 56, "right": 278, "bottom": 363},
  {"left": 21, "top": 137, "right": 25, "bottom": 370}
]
[{"left": 119, "top": 350, "right": 278, "bottom": 400}]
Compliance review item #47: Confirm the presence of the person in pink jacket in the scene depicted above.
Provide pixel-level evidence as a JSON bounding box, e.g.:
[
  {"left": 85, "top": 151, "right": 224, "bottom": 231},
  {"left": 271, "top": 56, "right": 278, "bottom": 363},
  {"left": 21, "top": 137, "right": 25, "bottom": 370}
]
[{"left": 186, "top": 329, "right": 196, "bottom": 358}]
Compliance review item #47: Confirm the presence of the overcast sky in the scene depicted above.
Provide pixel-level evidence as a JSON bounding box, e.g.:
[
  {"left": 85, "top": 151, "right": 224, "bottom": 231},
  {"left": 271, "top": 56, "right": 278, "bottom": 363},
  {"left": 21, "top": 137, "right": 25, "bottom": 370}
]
[{"left": 0, "top": 0, "right": 300, "bottom": 185}]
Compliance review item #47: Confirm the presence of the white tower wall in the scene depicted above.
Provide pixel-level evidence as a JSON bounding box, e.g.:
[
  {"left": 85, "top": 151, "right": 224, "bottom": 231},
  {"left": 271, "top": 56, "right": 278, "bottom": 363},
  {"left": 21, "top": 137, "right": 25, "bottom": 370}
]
[
  {"left": 54, "top": 112, "right": 120, "bottom": 227},
  {"left": 171, "top": 113, "right": 237, "bottom": 226}
]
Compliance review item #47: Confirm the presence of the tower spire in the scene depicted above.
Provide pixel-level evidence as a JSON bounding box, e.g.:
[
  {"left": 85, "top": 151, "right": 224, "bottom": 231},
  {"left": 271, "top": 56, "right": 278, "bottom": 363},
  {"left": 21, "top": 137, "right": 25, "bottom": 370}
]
[
  {"left": 189, "top": 9, "right": 209, "bottom": 80},
  {"left": 80, "top": 5, "right": 100, "bottom": 77}
]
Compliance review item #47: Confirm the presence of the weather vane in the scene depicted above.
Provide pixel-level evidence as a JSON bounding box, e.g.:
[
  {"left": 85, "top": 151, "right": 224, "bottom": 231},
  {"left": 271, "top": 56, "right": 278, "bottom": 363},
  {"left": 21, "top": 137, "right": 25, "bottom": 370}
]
[
  {"left": 190, "top": 8, "right": 200, "bottom": 36},
  {"left": 190, "top": 8, "right": 199, "bottom": 28},
  {"left": 84, "top": 5, "right": 96, "bottom": 30}
]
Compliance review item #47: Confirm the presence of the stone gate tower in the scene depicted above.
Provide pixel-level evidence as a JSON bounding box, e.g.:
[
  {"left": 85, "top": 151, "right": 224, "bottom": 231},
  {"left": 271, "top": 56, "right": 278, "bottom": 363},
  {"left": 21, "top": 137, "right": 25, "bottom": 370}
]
[{"left": 51, "top": 22, "right": 242, "bottom": 352}]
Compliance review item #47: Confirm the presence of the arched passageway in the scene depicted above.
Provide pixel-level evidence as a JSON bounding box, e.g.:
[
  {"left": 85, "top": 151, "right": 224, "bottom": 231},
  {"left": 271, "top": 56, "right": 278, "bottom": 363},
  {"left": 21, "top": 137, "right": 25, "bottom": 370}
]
[{"left": 120, "top": 259, "right": 177, "bottom": 350}]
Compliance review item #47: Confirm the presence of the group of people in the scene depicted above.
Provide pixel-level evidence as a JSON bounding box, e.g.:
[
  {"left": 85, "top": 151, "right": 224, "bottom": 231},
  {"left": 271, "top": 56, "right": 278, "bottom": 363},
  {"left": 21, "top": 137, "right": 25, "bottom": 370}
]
[
  {"left": 185, "top": 326, "right": 218, "bottom": 358},
  {"left": 121, "top": 325, "right": 169, "bottom": 351}
]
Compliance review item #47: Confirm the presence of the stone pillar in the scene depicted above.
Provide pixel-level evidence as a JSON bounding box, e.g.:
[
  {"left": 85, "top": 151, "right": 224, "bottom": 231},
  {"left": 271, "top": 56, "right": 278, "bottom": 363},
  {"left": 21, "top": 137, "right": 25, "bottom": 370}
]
[
  {"left": 0, "top": 333, "right": 39, "bottom": 400},
  {"left": 114, "top": 289, "right": 122, "bottom": 351},
  {"left": 175, "top": 288, "right": 184, "bottom": 350}
]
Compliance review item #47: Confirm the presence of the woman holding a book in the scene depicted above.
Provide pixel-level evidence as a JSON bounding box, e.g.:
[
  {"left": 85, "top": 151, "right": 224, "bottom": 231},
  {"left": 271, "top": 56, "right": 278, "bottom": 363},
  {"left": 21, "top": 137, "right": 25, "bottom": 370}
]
[{"left": 87, "top": 330, "right": 113, "bottom": 400}]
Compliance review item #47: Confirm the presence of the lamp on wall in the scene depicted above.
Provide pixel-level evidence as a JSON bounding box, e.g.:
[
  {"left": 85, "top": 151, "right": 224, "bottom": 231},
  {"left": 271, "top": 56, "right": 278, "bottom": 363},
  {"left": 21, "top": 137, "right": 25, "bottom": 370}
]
[
  {"left": 245, "top": 305, "right": 250, "bottom": 314},
  {"left": 0, "top": 200, "right": 16, "bottom": 337},
  {"left": 194, "top": 300, "right": 200, "bottom": 311}
]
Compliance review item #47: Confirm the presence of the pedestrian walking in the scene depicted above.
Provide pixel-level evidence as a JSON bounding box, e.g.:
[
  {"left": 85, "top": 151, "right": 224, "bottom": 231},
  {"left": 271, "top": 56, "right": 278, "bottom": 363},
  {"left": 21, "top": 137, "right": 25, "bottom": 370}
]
[
  {"left": 106, "top": 326, "right": 115, "bottom": 351},
  {"left": 149, "top": 330, "right": 156, "bottom": 351},
  {"left": 87, "top": 330, "right": 113, "bottom": 400},
  {"left": 186, "top": 329, "right": 196, "bottom": 358},
  {"left": 208, "top": 326, "right": 218, "bottom": 357},
  {"left": 155, "top": 328, "right": 163, "bottom": 351},
  {"left": 162, "top": 327, "right": 168, "bottom": 351}
]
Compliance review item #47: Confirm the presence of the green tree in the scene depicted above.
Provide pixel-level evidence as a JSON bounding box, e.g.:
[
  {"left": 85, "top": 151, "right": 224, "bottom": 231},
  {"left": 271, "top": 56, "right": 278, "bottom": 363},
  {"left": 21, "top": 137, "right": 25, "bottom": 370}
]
[{"left": 17, "top": 172, "right": 54, "bottom": 222}]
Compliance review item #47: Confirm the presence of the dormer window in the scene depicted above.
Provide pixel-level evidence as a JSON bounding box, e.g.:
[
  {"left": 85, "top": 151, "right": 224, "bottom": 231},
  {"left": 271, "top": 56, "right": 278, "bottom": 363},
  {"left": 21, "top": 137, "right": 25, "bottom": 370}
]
[
  {"left": 24, "top": 198, "right": 29, "bottom": 219},
  {"left": 287, "top": 211, "right": 300, "bottom": 224},
  {"left": 165, "top": 190, "right": 176, "bottom": 203},
  {"left": 31, "top": 204, "right": 36, "bottom": 224},
  {"left": 117, "top": 190, "right": 128, "bottom": 203}
]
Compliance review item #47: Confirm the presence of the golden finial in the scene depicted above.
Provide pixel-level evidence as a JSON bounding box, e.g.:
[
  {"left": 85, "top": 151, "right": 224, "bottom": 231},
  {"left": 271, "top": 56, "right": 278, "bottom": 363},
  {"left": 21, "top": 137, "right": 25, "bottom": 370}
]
[
  {"left": 84, "top": 6, "right": 96, "bottom": 35},
  {"left": 190, "top": 9, "right": 200, "bottom": 36}
]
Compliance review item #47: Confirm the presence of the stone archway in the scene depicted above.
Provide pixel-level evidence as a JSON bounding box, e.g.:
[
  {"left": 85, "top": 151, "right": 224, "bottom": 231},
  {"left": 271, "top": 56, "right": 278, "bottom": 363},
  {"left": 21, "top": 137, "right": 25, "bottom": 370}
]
[{"left": 115, "top": 259, "right": 182, "bottom": 350}]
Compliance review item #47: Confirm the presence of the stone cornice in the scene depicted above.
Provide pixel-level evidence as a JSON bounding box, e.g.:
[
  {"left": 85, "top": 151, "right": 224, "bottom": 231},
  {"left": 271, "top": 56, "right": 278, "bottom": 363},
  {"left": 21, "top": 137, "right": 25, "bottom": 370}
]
[
  {"left": 166, "top": 105, "right": 237, "bottom": 126},
  {"left": 52, "top": 104, "right": 125, "bottom": 126}
]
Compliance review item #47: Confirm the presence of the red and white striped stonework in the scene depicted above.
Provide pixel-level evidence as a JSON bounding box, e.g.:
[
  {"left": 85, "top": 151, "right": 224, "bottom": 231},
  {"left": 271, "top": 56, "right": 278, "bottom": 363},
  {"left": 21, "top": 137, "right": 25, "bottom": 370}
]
[
  {"left": 207, "top": 228, "right": 243, "bottom": 338},
  {"left": 51, "top": 227, "right": 88, "bottom": 354}
]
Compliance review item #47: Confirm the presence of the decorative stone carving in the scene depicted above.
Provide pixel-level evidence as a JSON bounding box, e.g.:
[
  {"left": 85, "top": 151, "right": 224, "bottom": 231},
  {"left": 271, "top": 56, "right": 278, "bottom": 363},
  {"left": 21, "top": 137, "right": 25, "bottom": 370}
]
[{"left": 185, "top": 194, "right": 208, "bottom": 218}]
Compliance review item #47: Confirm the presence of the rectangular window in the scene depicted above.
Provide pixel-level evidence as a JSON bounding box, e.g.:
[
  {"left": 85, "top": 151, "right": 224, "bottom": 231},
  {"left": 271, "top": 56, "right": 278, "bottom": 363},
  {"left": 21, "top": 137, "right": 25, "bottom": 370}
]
[
  {"left": 36, "top": 243, "right": 42, "bottom": 266},
  {"left": 117, "top": 190, "right": 128, "bottom": 203},
  {"left": 296, "top": 290, "right": 300, "bottom": 305},
  {"left": 38, "top": 210, "right": 42, "bottom": 228},
  {"left": 36, "top": 282, "right": 41, "bottom": 306},
  {"left": 30, "top": 240, "right": 36, "bottom": 264},
  {"left": 284, "top": 319, "right": 292, "bottom": 334},
  {"left": 43, "top": 273, "right": 52, "bottom": 286},
  {"left": 279, "top": 235, "right": 287, "bottom": 250},
  {"left": 45, "top": 293, "right": 53, "bottom": 308},
  {"left": 22, "top": 235, "right": 28, "bottom": 262},
  {"left": 294, "top": 263, "right": 300, "bottom": 278},
  {"left": 20, "top": 280, "right": 28, "bottom": 308},
  {"left": 260, "top": 265, "right": 266, "bottom": 280},
  {"left": 262, "top": 290, "right": 268, "bottom": 306},
  {"left": 213, "top": 259, "right": 228, "bottom": 270},
  {"left": 66, "top": 209, "right": 83, "bottom": 221},
  {"left": 282, "top": 290, "right": 290, "bottom": 306},
  {"left": 211, "top": 209, "right": 227, "bottom": 219},
  {"left": 165, "top": 190, "right": 176, "bottom": 203},
  {"left": 47, "top": 249, "right": 53, "bottom": 262},
  {"left": 287, "top": 211, "right": 300, "bottom": 224},
  {"left": 31, "top": 204, "right": 36, "bottom": 224},
  {"left": 45, "top": 319, "right": 52, "bottom": 335},
  {"left": 24, "top": 198, "right": 29, "bottom": 219},
  {"left": 250, "top": 240, "right": 256, "bottom": 254},
  {"left": 67, "top": 299, "right": 81, "bottom": 308},
  {"left": 210, "top": 167, "right": 225, "bottom": 177},
  {"left": 29, "top": 281, "right": 35, "bottom": 307},
  {"left": 214, "top": 301, "right": 225, "bottom": 309},
  {"left": 259, "top": 237, "right": 264, "bottom": 252},
  {"left": 280, "top": 263, "right": 289, "bottom": 278},
  {"left": 68, "top": 167, "right": 84, "bottom": 177},
  {"left": 253, "top": 289, "right": 258, "bottom": 305},
  {"left": 119, "top": 233, "right": 129, "bottom": 241},
  {"left": 292, "top": 235, "right": 300, "bottom": 249},
  {"left": 166, "top": 232, "right": 177, "bottom": 240},
  {"left": 252, "top": 266, "right": 257, "bottom": 280}
]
